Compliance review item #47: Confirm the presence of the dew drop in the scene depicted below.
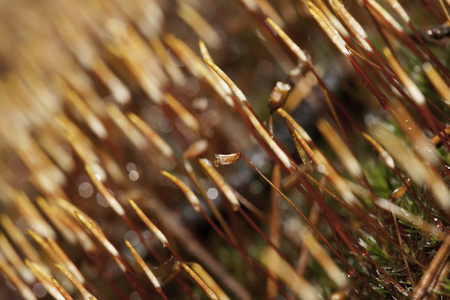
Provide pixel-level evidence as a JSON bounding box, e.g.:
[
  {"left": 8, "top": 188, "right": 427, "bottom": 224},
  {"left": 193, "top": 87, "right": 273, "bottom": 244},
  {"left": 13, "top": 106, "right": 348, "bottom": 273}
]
[
  {"left": 124, "top": 231, "right": 140, "bottom": 247},
  {"left": 126, "top": 162, "right": 137, "bottom": 172},
  {"left": 96, "top": 193, "right": 109, "bottom": 208},
  {"left": 249, "top": 180, "right": 264, "bottom": 195},
  {"left": 148, "top": 105, "right": 164, "bottom": 119},
  {"left": 158, "top": 117, "right": 173, "bottom": 133},
  {"left": 79, "top": 182, "right": 93, "bottom": 198},
  {"left": 182, "top": 77, "right": 200, "bottom": 97},
  {"left": 32, "top": 283, "right": 47, "bottom": 298},
  {"left": 129, "top": 170, "right": 139, "bottom": 181},
  {"left": 142, "top": 230, "right": 153, "bottom": 240},
  {"left": 207, "top": 187, "right": 218, "bottom": 200}
]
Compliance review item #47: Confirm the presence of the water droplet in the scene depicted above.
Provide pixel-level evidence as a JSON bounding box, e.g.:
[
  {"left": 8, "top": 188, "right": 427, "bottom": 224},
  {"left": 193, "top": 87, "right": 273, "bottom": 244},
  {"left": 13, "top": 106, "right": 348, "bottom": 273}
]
[
  {"left": 96, "top": 193, "right": 109, "bottom": 208},
  {"left": 207, "top": 187, "right": 218, "bottom": 200},
  {"left": 32, "top": 283, "right": 47, "bottom": 298},
  {"left": 158, "top": 117, "right": 173, "bottom": 133},
  {"left": 142, "top": 230, "right": 152, "bottom": 240},
  {"left": 126, "top": 162, "right": 136, "bottom": 172},
  {"left": 249, "top": 180, "right": 264, "bottom": 195},
  {"left": 129, "top": 170, "right": 139, "bottom": 181},
  {"left": 182, "top": 77, "right": 199, "bottom": 97},
  {"left": 79, "top": 182, "right": 93, "bottom": 198},
  {"left": 124, "top": 231, "right": 140, "bottom": 247}
]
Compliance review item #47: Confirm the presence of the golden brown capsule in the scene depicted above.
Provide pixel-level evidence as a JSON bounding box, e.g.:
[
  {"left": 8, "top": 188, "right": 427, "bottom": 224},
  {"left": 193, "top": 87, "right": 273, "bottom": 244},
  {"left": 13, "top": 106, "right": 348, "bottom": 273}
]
[
  {"left": 389, "top": 185, "right": 407, "bottom": 201},
  {"left": 329, "top": 289, "right": 349, "bottom": 300},
  {"left": 214, "top": 153, "right": 241, "bottom": 167},
  {"left": 268, "top": 81, "right": 291, "bottom": 111}
]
